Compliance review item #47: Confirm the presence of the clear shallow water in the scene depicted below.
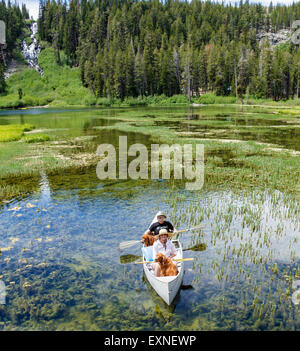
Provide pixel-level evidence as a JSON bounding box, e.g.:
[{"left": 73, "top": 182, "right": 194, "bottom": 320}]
[
  {"left": 0, "top": 106, "right": 300, "bottom": 330},
  {"left": 0, "top": 176, "right": 299, "bottom": 330},
  {"left": 154, "top": 112, "right": 300, "bottom": 151}
]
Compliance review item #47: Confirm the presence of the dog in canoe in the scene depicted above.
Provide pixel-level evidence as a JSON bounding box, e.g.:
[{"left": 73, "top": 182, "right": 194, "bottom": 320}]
[
  {"left": 155, "top": 253, "right": 178, "bottom": 276},
  {"left": 142, "top": 233, "right": 156, "bottom": 247}
]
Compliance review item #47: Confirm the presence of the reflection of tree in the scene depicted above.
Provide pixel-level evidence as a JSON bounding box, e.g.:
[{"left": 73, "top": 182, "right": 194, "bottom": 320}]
[
  {"left": 83, "top": 119, "right": 98, "bottom": 132},
  {"left": 82, "top": 118, "right": 116, "bottom": 132},
  {"left": 187, "top": 108, "right": 192, "bottom": 133}
]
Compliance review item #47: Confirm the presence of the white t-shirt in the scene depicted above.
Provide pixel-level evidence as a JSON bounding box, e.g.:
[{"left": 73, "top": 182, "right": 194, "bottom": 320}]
[{"left": 153, "top": 239, "right": 176, "bottom": 259}]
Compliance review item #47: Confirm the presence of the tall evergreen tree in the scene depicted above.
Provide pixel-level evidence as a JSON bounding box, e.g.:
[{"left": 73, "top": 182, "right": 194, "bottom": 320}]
[{"left": 35, "top": 0, "right": 300, "bottom": 101}]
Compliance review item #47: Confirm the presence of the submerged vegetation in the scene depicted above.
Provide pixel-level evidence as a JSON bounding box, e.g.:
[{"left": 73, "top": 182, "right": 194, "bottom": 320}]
[
  {"left": 0, "top": 105, "right": 299, "bottom": 199},
  {"left": 0, "top": 174, "right": 299, "bottom": 330},
  {"left": 22, "top": 134, "right": 51, "bottom": 143}
]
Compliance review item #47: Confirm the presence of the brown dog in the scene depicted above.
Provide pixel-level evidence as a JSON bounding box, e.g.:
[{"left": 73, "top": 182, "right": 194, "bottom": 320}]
[
  {"left": 155, "top": 253, "right": 178, "bottom": 276},
  {"left": 142, "top": 233, "right": 156, "bottom": 247}
]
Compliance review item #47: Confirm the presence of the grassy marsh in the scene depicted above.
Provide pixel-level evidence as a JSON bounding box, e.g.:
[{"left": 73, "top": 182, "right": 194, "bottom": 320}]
[
  {"left": 0, "top": 105, "right": 299, "bottom": 331},
  {"left": 0, "top": 105, "right": 299, "bottom": 199}
]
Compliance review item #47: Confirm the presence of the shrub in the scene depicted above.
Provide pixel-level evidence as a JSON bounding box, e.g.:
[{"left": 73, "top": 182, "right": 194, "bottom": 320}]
[
  {"left": 65, "top": 96, "right": 82, "bottom": 105},
  {"left": 22, "top": 125, "right": 35, "bottom": 132},
  {"left": 167, "top": 95, "right": 189, "bottom": 104},
  {"left": 217, "top": 95, "right": 237, "bottom": 104},
  {"left": 12, "top": 47, "right": 27, "bottom": 63},
  {"left": 22, "top": 95, "right": 37, "bottom": 106},
  {"left": 194, "top": 93, "right": 237, "bottom": 104},
  {"left": 84, "top": 95, "right": 97, "bottom": 106},
  {"left": 96, "top": 97, "right": 112, "bottom": 106},
  {"left": 122, "top": 97, "right": 147, "bottom": 106},
  {"left": 136, "top": 94, "right": 190, "bottom": 105},
  {"left": 196, "top": 93, "right": 216, "bottom": 104},
  {"left": 0, "top": 96, "right": 19, "bottom": 108},
  {"left": 37, "top": 96, "right": 52, "bottom": 106}
]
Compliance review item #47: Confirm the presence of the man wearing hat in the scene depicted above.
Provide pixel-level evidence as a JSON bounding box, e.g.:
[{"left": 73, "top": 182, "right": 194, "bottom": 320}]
[
  {"left": 152, "top": 229, "right": 177, "bottom": 277},
  {"left": 144, "top": 211, "right": 175, "bottom": 237}
]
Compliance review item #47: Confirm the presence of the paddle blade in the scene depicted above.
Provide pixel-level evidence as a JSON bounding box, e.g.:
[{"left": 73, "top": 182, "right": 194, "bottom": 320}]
[
  {"left": 120, "top": 254, "right": 142, "bottom": 264},
  {"left": 183, "top": 243, "right": 207, "bottom": 252},
  {"left": 119, "top": 240, "right": 141, "bottom": 250}
]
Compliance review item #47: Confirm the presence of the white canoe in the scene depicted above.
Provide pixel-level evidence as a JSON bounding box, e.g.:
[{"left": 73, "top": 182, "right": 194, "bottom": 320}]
[{"left": 142, "top": 239, "right": 184, "bottom": 305}]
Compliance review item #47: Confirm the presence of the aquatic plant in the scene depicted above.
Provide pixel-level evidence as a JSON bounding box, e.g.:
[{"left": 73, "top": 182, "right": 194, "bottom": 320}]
[{"left": 22, "top": 134, "right": 51, "bottom": 143}]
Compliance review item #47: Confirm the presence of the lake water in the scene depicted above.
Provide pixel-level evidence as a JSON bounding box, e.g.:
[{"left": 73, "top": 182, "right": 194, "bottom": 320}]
[{"left": 0, "top": 106, "right": 299, "bottom": 330}]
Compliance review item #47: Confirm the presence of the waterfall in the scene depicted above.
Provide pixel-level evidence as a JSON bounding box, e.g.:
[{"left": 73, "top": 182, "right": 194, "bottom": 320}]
[{"left": 21, "top": 22, "right": 44, "bottom": 76}]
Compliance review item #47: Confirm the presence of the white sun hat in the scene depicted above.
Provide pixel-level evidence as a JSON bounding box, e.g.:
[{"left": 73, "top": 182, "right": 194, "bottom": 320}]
[
  {"left": 156, "top": 211, "right": 166, "bottom": 218},
  {"left": 155, "top": 228, "right": 172, "bottom": 239}
]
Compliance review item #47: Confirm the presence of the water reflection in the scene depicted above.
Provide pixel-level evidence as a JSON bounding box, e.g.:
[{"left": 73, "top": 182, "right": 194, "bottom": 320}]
[{"left": 39, "top": 172, "right": 51, "bottom": 204}]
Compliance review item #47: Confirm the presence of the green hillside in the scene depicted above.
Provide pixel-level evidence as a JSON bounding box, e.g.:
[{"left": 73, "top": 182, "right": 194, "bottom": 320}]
[{"left": 0, "top": 47, "right": 95, "bottom": 108}]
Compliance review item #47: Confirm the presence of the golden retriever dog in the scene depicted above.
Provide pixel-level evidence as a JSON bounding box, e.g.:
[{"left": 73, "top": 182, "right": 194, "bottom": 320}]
[
  {"left": 142, "top": 233, "right": 156, "bottom": 247},
  {"left": 155, "top": 253, "right": 178, "bottom": 276}
]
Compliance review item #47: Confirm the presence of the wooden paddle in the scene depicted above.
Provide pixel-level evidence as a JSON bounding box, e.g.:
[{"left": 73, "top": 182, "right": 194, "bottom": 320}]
[
  {"left": 119, "top": 225, "right": 205, "bottom": 250},
  {"left": 119, "top": 243, "right": 206, "bottom": 264},
  {"left": 134, "top": 257, "right": 194, "bottom": 264}
]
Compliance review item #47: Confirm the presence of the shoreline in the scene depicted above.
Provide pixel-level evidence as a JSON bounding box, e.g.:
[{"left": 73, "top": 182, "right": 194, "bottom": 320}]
[
  {"left": 2, "top": 92, "right": 300, "bottom": 111},
  {"left": 19, "top": 104, "right": 50, "bottom": 109},
  {"left": 24, "top": 104, "right": 49, "bottom": 109},
  {"left": 3, "top": 101, "right": 300, "bottom": 110}
]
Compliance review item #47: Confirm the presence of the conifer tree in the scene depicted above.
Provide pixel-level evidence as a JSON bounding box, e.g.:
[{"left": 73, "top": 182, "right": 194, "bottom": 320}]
[
  {"left": 135, "top": 47, "right": 146, "bottom": 97},
  {"left": 35, "top": 0, "right": 300, "bottom": 101}
]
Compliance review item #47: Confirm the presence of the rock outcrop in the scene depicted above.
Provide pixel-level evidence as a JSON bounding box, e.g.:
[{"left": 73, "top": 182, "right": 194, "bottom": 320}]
[{"left": 257, "top": 28, "right": 291, "bottom": 47}]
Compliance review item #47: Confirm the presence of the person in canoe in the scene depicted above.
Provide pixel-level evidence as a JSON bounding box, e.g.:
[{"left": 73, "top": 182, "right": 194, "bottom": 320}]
[
  {"left": 142, "top": 211, "right": 176, "bottom": 246},
  {"left": 152, "top": 229, "right": 178, "bottom": 277},
  {"left": 145, "top": 211, "right": 176, "bottom": 236}
]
